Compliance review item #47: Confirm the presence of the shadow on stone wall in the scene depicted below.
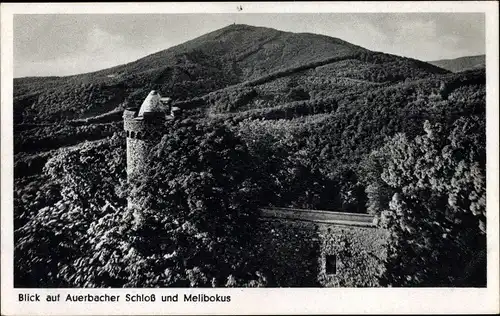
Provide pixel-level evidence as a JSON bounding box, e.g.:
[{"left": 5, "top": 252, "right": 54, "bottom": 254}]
[{"left": 253, "top": 219, "right": 321, "bottom": 287}]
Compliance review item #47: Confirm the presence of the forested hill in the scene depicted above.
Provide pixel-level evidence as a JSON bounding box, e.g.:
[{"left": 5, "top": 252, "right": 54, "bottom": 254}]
[
  {"left": 429, "top": 54, "right": 485, "bottom": 73},
  {"left": 14, "top": 24, "right": 448, "bottom": 123}
]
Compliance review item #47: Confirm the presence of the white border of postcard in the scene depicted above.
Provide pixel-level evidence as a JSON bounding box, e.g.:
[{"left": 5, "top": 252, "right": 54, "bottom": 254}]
[{"left": 1, "top": 2, "right": 499, "bottom": 315}]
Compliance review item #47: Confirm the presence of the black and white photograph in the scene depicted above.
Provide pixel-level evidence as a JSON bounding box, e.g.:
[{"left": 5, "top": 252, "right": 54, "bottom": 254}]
[{"left": 1, "top": 2, "right": 499, "bottom": 315}]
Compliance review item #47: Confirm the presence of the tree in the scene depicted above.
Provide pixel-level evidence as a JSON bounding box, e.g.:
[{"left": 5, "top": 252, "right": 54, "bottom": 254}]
[{"left": 364, "top": 118, "right": 486, "bottom": 286}]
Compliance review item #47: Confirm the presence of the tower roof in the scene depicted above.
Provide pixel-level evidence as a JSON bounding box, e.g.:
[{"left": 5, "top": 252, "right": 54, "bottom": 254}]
[{"left": 138, "top": 90, "right": 171, "bottom": 116}]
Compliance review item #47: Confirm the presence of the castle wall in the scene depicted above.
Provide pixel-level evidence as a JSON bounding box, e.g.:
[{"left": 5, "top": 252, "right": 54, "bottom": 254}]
[{"left": 259, "top": 215, "right": 388, "bottom": 287}]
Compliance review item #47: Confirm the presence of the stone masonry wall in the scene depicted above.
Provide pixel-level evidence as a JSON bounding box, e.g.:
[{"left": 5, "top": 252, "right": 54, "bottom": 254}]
[
  {"left": 123, "top": 109, "right": 165, "bottom": 180},
  {"left": 317, "top": 224, "right": 388, "bottom": 287}
]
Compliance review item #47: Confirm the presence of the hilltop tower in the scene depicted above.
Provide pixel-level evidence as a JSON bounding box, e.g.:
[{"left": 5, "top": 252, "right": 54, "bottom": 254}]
[{"left": 123, "top": 90, "right": 172, "bottom": 183}]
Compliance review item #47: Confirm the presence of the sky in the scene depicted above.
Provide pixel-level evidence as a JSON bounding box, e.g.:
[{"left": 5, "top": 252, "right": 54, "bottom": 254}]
[{"left": 13, "top": 13, "right": 485, "bottom": 78}]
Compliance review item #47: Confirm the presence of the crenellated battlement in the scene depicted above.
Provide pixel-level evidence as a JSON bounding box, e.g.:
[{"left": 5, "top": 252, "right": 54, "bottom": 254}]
[{"left": 124, "top": 115, "right": 166, "bottom": 138}]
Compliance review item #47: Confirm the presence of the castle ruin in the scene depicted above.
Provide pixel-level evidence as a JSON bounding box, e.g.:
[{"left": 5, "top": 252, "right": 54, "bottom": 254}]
[{"left": 122, "top": 90, "right": 386, "bottom": 286}]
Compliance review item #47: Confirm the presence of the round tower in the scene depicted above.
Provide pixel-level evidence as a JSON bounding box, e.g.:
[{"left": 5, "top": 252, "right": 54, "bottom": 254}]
[{"left": 123, "top": 90, "right": 172, "bottom": 183}]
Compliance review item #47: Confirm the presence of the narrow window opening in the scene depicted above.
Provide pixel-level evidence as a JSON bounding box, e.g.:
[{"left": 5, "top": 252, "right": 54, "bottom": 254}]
[{"left": 325, "top": 255, "right": 337, "bottom": 275}]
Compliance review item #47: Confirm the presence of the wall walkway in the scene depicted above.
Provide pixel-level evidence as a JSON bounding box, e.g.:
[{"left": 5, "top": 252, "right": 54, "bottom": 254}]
[{"left": 260, "top": 207, "right": 376, "bottom": 228}]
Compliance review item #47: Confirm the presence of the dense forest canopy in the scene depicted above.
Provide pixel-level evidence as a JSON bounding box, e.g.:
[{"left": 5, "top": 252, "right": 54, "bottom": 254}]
[{"left": 14, "top": 24, "right": 487, "bottom": 287}]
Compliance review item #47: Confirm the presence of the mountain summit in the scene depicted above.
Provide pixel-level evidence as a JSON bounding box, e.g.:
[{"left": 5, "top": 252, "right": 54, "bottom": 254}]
[{"left": 14, "top": 24, "right": 448, "bottom": 122}]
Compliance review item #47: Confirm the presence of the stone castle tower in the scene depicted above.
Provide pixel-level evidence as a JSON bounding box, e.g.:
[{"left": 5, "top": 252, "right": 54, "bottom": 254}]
[{"left": 123, "top": 90, "right": 173, "bottom": 182}]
